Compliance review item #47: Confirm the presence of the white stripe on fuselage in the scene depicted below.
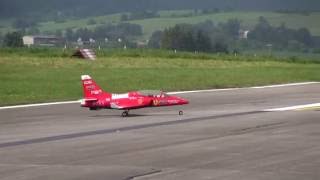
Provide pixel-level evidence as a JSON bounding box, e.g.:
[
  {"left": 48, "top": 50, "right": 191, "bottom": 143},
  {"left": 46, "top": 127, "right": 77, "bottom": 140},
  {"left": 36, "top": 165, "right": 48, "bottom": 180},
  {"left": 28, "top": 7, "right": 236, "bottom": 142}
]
[{"left": 111, "top": 93, "right": 129, "bottom": 99}]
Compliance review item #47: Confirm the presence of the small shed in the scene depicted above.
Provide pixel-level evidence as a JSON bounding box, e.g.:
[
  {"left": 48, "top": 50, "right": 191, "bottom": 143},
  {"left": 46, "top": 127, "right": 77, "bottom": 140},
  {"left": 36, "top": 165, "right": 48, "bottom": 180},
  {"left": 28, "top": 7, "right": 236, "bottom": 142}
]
[{"left": 72, "top": 49, "right": 96, "bottom": 60}]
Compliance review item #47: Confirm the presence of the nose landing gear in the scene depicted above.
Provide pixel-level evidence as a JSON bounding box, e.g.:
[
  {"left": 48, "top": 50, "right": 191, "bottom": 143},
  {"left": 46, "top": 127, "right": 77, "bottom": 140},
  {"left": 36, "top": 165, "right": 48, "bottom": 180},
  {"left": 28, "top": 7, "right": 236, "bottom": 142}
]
[
  {"left": 121, "top": 110, "right": 129, "bottom": 117},
  {"left": 179, "top": 110, "right": 183, "bottom": 115}
]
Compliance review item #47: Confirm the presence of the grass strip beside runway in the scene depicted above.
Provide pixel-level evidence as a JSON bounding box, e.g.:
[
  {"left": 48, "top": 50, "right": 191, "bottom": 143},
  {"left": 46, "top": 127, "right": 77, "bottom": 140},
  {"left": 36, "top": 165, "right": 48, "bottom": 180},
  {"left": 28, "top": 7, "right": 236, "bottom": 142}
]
[{"left": 0, "top": 49, "right": 319, "bottom": 106}]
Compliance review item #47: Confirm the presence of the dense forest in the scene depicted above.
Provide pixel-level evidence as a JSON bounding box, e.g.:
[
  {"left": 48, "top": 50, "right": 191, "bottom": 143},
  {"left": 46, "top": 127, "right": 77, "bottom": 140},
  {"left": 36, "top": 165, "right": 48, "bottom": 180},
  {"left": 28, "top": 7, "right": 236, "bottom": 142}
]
[
  {"left": 148, "top": 17, "right": 315, "bottom": 53},
  {"left": 1, "top": 0, "right": 320, "bottom": 18}
]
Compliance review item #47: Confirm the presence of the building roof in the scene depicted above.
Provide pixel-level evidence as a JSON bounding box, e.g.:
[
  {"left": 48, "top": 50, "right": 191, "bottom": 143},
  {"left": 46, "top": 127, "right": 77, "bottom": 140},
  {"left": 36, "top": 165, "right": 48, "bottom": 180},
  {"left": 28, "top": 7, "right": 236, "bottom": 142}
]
[{"left": 23, "top": 35, "right": 60, "bottom": 39}]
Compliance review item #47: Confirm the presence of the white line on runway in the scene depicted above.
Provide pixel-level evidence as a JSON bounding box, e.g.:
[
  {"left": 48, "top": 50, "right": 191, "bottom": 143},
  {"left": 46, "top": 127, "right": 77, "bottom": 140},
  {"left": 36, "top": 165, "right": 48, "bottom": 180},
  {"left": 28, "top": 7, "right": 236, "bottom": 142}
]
[
  {"left": 0, "top": 101, "right": 80, "bottom": 110},
  {"left": 0, "top": 82, "right": 319, "bottom": 110},
  {"left": 168, "top": 82, "right": 319, "bottom": 94},
  {"left": 250, "top": 82, "right": 320, "bottom": 89},
  {"left": 264, "top": 103, "right": 320, "bottom": 112}
]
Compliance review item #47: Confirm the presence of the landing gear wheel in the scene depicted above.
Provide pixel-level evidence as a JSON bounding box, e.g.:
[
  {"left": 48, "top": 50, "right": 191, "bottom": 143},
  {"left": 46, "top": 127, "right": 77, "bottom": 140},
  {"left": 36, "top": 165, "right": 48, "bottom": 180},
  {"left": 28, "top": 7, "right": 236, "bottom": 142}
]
[
  {"left": 121, "top": 110, "right": 129, "bottom": 117},
  {"left": 179, "top": 110, "right": 183, "bottom": 115}
]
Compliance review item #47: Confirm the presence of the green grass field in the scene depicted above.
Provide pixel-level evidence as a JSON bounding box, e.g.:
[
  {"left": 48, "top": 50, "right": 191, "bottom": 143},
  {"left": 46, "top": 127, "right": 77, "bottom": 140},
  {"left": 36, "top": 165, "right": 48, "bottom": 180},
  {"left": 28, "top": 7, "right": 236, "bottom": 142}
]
[{"left": 0, "top": 48, "right": 319, "bottom": 106}]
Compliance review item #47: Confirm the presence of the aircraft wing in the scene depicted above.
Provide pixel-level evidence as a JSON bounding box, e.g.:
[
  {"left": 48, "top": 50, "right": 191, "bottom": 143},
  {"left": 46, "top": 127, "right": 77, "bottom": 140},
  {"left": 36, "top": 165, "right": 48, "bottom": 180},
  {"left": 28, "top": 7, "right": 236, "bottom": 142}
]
[{"left": 110, "top": 100, "right": 149, "bottom": 110}]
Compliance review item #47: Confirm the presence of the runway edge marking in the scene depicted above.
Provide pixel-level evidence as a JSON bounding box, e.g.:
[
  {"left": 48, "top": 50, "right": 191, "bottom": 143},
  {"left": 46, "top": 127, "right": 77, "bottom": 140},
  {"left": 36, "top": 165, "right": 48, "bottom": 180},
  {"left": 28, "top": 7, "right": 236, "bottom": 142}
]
[
  {"left": 264, "top": 103, "right": 320, "bottom": 112},
  {"left": 0, "top": 82, "right": 319, "bottom": 110},
  {"left": 168, "top": 82, "right": 319, "bottom": 94},
  {"left": 0, "top": 101, "right": 80, "bottom": 110}
]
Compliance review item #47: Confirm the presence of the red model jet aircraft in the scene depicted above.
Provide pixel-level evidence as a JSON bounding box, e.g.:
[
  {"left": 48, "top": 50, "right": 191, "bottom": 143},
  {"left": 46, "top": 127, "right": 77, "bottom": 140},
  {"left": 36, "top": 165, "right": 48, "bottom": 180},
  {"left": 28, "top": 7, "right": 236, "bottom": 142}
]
[{"left": 80, "top": 75, "right": 189, "bottom": 117}]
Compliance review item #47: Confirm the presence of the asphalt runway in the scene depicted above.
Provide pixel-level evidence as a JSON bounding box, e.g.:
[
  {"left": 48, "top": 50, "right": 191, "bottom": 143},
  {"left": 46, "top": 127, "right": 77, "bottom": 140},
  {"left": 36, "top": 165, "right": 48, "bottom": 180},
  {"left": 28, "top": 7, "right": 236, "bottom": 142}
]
[{"left": 0, "top": 83, "right": 320, "bottom": 180}]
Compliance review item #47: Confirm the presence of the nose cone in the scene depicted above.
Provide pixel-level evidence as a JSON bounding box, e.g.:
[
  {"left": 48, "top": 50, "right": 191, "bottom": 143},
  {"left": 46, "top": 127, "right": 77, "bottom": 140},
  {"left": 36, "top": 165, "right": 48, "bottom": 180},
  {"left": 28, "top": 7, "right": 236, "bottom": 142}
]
[{"left": 180, "top": 98, "right": 189, "bottom": 105}]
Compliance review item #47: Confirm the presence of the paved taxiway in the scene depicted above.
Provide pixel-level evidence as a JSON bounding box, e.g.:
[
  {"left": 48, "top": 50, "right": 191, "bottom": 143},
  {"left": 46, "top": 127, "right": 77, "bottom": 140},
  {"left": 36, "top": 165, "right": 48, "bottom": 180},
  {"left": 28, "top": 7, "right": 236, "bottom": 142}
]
[{"left": 0, "top": 83, "right": 319, "bottom": 180}]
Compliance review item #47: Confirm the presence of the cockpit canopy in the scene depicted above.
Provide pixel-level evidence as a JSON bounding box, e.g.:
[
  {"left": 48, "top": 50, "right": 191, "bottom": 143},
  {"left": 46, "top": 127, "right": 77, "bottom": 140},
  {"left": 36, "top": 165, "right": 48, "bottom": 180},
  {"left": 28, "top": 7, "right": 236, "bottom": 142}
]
[{"left": 137, "top": 90, "right": 169, "bottom": 97}]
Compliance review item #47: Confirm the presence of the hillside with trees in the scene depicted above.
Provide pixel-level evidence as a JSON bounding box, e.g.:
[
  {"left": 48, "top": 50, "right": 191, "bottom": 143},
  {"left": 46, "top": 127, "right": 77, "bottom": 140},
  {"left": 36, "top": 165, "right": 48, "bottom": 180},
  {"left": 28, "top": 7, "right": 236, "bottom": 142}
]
[
  {"left": 1, "top": 0, "right": 320, "bottom": 19},
  {"left": 146, "top": 17, "right": 317, "bottom": 53},
  {"left": 1, "top": 0, "right": 320, "bottom": 57}
]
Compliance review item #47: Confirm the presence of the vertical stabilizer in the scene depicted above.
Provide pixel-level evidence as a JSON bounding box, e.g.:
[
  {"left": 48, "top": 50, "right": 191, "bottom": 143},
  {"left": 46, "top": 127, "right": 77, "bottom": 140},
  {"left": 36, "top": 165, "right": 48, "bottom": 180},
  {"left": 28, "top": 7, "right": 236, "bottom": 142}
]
[{"left": 81, "top": 75, "right": 105, "bottom": 98}]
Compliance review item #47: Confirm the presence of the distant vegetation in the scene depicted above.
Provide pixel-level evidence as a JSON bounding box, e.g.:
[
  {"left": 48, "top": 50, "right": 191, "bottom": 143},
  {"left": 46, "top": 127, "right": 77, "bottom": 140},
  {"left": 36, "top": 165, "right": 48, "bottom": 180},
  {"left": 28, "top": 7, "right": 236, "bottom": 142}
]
[
  {"left": 64, "top": 23, "right": 142, "bottom": 46},
  {"left": 1, "top": 15, "right": 319, "bottom": 56},
  {"left": 1, "top": 0, "right": 320, "bottom": 19},
  {"left": 1, "top": 1, "right": 320, "bottom": 58},
  {"left": 247, "top": 17, "right": 314, "bottom": 51},
  {"left": 2, "top": 31, "right": 23, "bottom": 47},
  {"left": 153, "top": 20, "right": 235, "bottom": 53}
]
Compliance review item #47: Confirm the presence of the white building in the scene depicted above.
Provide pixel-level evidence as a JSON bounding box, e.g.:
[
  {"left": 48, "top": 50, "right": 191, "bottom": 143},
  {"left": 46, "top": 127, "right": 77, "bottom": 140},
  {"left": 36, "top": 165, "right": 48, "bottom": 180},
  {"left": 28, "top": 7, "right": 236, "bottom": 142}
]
[
  {"left": 239, "top": 30, "right": 250, "bottom": 39},
  {"left": 23, "top": 35, "right": 62, "bottom": 47}
]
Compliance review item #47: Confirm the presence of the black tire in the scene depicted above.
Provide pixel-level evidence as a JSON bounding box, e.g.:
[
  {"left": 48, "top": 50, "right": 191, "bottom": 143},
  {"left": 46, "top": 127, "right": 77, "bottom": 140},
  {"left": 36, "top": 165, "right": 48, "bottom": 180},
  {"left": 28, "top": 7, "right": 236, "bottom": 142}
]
[
  {"left": 122, "top": 111, "right": 129, "bottom": 117},
  {"left": 179, "top": 110, "right": 183, "bottom": 115}
]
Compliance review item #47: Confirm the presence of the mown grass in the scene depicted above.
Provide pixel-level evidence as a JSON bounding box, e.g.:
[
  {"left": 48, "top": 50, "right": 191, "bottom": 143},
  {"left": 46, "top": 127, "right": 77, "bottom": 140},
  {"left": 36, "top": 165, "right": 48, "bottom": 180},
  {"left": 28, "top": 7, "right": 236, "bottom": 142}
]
[
  {"left": 1, "top": 48, "right": 319, "bottom": 63},
  {"left": 0, "top": 48, "right": 319, "bottom": 106}
]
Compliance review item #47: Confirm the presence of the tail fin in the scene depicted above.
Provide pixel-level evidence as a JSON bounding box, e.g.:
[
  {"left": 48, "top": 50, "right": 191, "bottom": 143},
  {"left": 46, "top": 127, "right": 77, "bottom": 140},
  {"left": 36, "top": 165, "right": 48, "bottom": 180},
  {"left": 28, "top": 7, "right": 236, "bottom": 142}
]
[{"left": 81, "top": 75, "right": 108, "bottom": 98}]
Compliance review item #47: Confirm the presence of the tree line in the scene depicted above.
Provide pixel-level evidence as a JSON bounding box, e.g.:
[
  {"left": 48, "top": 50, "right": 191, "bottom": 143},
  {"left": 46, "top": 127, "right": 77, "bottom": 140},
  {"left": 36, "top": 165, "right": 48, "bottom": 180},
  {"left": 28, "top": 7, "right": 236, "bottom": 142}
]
[
  {"left": 247, "top": 17, "right": 314, "bottom": 51},
  {"left": 1, "top": 0, "right": 320, "bottom": 19},
  {"left": 0, "top": 23, "right": 143, "bottom": 47},
  {"left": 1, "top": 16, "right": 319, "bottom": 54},
  {"left": 149, "top": 19, "right": 240, "bottom": 53},
  {"left": 149, "top": 20, "right": 235, "bottom": 53},
  {"left": 148, "top": 17, "right": 318, "bottom": 53}
]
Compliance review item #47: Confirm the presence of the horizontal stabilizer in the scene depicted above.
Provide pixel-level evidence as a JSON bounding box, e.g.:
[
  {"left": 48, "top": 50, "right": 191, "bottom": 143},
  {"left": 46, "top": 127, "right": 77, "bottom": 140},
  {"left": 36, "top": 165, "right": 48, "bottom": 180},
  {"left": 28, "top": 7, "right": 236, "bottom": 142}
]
[
  {"left": 83, "top": 98, "right": 98, "bottom": 102},
  {"left": 80, "top": 98, "right": 98, "bottom": 106}
]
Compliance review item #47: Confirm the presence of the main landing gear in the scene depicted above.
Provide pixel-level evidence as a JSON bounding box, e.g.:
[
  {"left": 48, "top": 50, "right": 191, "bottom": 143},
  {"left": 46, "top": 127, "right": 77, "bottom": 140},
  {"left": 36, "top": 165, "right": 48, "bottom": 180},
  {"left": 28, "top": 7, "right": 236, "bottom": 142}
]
[
  {"left": 121, "top": 110, "right": 184, "bottom": 117},
  {"left": 121, "top": 110, "right": 129, "bottom": 117}
]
